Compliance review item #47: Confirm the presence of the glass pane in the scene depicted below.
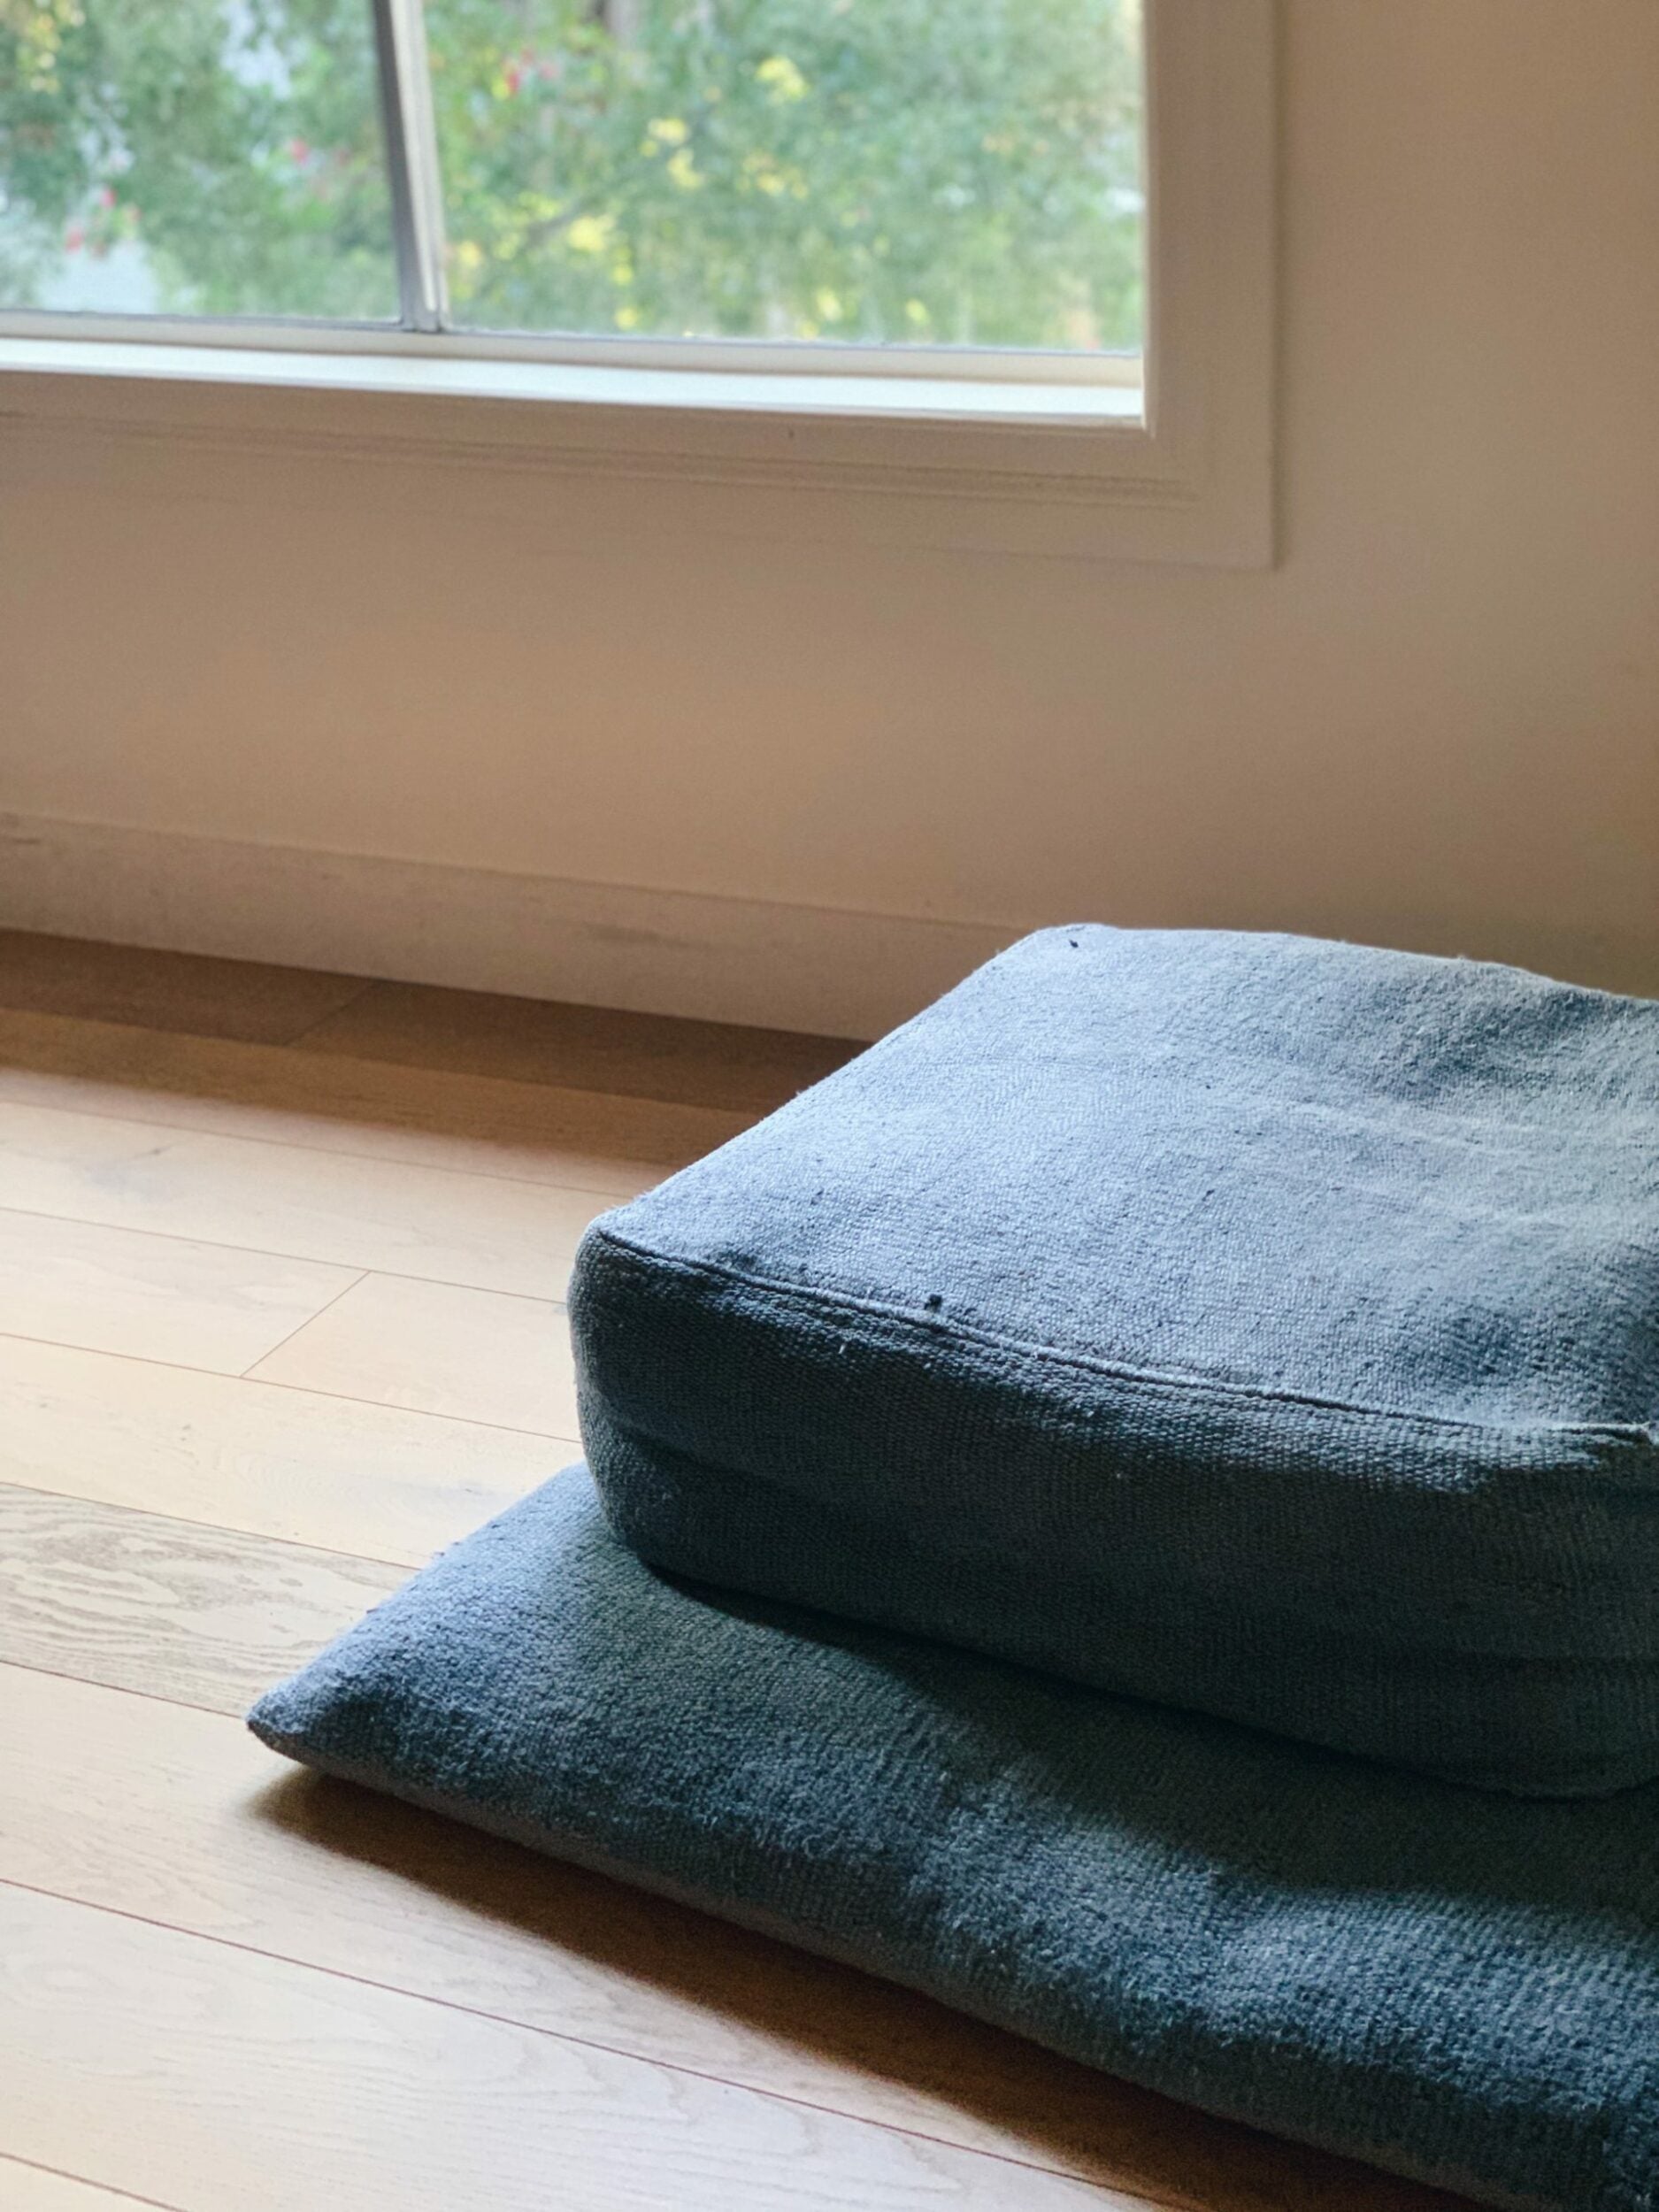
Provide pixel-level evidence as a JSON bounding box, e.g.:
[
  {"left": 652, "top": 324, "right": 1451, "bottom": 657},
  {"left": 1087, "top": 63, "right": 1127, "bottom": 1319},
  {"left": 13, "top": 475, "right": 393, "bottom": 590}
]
[
  {"left": 427, "top": 0, "right": 1144, "bottom": 355},
  {"left": 0, "top": 2, "right": 396, "bottom": 319}
]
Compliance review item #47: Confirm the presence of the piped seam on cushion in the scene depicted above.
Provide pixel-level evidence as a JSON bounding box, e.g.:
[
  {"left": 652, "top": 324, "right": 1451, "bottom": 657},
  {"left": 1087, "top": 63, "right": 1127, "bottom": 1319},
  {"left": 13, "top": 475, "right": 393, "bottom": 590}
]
[{"left": 581, "top": 1225, "right": 1659, "bottom": 1461}]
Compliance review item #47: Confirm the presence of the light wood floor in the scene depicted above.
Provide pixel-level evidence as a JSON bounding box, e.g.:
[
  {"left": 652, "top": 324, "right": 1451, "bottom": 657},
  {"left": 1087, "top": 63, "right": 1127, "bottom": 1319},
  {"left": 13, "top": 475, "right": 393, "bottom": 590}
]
[{"left": 0, "top": 933, "right": 1474, "bottom": 2212}]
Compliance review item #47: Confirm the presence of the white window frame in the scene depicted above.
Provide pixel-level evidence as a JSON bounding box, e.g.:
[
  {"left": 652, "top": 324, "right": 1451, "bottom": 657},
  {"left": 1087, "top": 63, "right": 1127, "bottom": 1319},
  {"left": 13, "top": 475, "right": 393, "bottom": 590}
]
[{"left": 0, "top": 0, "right": 1274, "bottom": 565}]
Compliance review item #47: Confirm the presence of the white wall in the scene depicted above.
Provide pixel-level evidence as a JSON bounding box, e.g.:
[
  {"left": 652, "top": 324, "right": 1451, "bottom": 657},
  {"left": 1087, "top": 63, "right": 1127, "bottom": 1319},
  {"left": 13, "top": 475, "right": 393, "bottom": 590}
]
[{"left": 2, "top": 0, "right": 1655, "bottom": 1033}]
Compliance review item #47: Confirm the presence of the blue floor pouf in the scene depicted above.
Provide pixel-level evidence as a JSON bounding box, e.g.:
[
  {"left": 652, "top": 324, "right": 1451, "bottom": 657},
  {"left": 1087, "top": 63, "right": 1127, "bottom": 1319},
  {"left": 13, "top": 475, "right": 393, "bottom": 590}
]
[
  {"left": 251, "top": 1470, "right": 1659, "bottom": 2212},
  {"left": 573, "top": 927, "right": 1659, "bottom": 1798},
  {"left": 253, "top": 929, "right": 1659, "bottom": 2211}
]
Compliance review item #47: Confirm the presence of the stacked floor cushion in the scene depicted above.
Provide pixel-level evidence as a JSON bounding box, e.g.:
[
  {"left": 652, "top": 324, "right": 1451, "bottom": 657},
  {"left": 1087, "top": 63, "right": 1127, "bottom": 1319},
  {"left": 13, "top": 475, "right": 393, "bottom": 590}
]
[
  {"left": 250, "top": 1471, "right": 1659, "bottom": 2212},
  {"left": 574, "top": 926, "right": 1659, "bottom": 1797},
  {"left": 251, "top": 927, "right": 1659, "bottom": 2211}
]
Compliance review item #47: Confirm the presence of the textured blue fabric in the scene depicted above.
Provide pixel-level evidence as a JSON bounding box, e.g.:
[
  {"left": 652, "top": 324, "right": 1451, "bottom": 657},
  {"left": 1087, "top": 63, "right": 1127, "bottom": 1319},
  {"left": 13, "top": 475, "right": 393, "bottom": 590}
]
[
  {"left": 571, "top": 927, "right": 1659, "bottom": 1796},
  {"left": 249, "top": 1471, "right": 1659, "bottom": 2212}
]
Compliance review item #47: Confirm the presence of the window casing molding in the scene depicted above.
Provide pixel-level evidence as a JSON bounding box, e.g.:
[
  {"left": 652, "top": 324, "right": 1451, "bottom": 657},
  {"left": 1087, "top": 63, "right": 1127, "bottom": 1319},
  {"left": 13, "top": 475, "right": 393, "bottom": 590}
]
[{"left": 0, "top": 0, "right": 1274, "bottom": 566}]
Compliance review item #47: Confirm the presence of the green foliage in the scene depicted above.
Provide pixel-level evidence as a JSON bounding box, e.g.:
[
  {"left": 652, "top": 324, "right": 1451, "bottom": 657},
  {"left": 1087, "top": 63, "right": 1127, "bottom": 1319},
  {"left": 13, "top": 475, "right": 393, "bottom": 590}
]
[
  {"left": 0, "top": 0, "right": 395, "bottom": 315},
  {"left": 430, "top": 0, "right": 1142, "bottom": 349},
  {"left": 0, "top": 0, "right": 1143, "bottom": 352}
]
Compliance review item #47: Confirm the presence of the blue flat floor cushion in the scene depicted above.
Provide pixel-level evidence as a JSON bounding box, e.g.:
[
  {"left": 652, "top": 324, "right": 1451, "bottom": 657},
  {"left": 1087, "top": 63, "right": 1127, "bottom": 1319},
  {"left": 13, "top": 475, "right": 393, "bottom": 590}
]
[
  {"left": 571, "top": 926, "right": 1659, "bottom": 1797},
  {"left": 249, "top": 1472, "right": 1659, "bottom": 2212}
]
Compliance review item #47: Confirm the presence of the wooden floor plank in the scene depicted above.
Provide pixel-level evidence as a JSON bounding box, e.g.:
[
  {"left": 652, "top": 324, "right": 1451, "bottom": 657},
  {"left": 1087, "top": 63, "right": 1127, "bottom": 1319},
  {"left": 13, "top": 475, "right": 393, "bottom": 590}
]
[
  {"left": 0, "top": 929, "right": 367, "bottom": 1045},
  {"left": 0, "top": 1886, "right": 1136, "bottom": 2212},
  {"left": 0, "top": 1209, "right": 357, "bottom": 1374},
  {"left": 295, "top": 979, "right": 860, "bottom": 1114},
  {"left": 0, "top": 2158, "right": 173, "bottom": 2211},
  {"left": 249, "top": 1272, "right": 580, "bottom": 1439},
  {"left": 0, "top": 1335, "right": 556, "bottom": 1565},
  {"left": 0, "top": 1665, "right": 1466, "bottom": 2212},
  {"left": 0, "top": 1099, "right": 605, "bottom": 1297},
  {"left": 0, "top": 1006, "right": 750, "bottom": 1193},
  {"left": 0, "top": 1487, "right": 403, "bottom": 1713}
]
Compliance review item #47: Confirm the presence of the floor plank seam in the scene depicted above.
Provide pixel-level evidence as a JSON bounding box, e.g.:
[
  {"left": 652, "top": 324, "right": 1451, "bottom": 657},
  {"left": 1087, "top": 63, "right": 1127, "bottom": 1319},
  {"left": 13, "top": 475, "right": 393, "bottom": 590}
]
[
  {"left": 232, "top": 1369, "right": 578, "bottom": 1448},
  {"left": 235, "top": 1270, "right": 372, "bottom": 1380},
  {"left": 0, "top": 1002, "right": 761, "bottom": 1126},
  {"left": 0, "top": 2150, "right": 188, "bottom": 2212},
  {"left": 273, "top": 978, "right": 378, "bottom": 1048},
  {"left": 0, "top": 1202, "right": 583, "bottom": 1304},
  {"left": 0, "top": 1087, "right": 666, "bottom": 1201},
  {"left": 0, "top": 1093, "right": 664, "bottom": 1212},
  {"left": 9, "top": 1378, "right": 574, "bottom": 1452},
  {"left": 0, "top": 1658, "right": 257, "bottom": 1722},
  {"left": 0, "top": 1084, "right": 668, "bottom": 1194},
  {"left": 0, "top": 1484, "right": 418, "bottom": 1577},
  {"left": 0, "top": 1655, "right": 257, "bottom": 1724},
  {"left": 0, "top": 1469, "right": 486, "bottom": 1571},
  {"left": 0, "top": 1874, "right": 1143, "bottom": 2202},
  {"left": 0, "top": 1325, "right": 580, "bottom": 1448}
]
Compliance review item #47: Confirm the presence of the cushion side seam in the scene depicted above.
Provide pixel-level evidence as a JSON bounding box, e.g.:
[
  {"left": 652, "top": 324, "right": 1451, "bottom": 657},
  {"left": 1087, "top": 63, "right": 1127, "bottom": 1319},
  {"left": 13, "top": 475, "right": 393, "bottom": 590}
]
[{"left": 580, "top": 1225, "right": 1659, "bottom": 1459}]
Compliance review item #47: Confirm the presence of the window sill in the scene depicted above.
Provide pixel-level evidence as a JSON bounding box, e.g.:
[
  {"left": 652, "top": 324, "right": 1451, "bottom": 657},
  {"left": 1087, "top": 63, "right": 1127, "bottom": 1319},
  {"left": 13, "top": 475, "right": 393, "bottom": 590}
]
[
  {"left": 0, "top": 332, "right": 1144, "bottom": 427},
  {"left": 4, "top": 328, "right": 1241, "bottom": 565}
]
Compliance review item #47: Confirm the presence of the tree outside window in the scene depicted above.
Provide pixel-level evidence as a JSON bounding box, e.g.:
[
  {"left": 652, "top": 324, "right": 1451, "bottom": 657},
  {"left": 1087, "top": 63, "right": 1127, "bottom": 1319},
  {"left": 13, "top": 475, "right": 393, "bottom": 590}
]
[{"left": 0, "top": 0, "right": 1143, "bottom": 357}]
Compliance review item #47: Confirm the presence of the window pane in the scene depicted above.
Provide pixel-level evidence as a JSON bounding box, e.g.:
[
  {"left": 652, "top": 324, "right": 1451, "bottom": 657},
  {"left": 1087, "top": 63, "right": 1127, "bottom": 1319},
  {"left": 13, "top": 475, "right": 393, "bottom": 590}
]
[
  {"left": 427, "top": 0, "right": 1143, "bottom": 355},
  {"left": 0, "top": 2, "right": 396, "bottom": 319}
]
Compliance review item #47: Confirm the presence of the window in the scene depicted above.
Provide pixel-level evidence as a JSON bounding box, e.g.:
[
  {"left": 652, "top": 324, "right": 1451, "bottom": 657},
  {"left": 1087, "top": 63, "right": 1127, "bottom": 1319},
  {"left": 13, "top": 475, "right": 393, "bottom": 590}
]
[
  {"left": 0, "top": 1, "right": 1273, "bottom": 564},
  {"left": 1, "top": 3, "right": 1144, "bottom": 363}
]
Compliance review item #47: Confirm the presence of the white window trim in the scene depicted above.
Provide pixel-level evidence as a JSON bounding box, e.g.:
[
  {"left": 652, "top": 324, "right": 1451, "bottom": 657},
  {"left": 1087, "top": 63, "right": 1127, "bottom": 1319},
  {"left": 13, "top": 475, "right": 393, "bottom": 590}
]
[{"left": 0, "top": 0, "right": 1274, "bottom": 566}]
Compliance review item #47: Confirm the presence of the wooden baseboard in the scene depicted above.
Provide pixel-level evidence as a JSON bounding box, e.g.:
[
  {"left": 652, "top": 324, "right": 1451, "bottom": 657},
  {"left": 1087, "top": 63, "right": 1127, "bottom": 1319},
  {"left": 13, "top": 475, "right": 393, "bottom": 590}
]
[
  {"left": 0, "top": 813, "right": 1019, "bottom": 1041},
  {"left": 3, "top": 811, "right": 1650, "bottom": 1039}
]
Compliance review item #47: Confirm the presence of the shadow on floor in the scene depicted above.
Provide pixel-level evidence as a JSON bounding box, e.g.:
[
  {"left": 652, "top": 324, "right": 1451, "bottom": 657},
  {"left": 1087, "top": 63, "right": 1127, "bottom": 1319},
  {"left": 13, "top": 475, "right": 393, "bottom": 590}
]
[{"left": 253, "top": 1767, "right": 1469, "bottom": 2212}]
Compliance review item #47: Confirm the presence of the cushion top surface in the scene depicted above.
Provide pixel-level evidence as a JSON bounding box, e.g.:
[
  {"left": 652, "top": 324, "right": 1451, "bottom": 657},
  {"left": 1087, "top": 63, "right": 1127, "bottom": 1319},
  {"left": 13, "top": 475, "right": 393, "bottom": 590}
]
[
  {"left": 572, "top": 929, "right": 1659, "bottom": 1794},
  {"left": 249, "top": 1471, "right": 1659, "bottom": 2212},
  {"left": 605, "top": 926, "right": 1659, "bottom": 1430}
]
